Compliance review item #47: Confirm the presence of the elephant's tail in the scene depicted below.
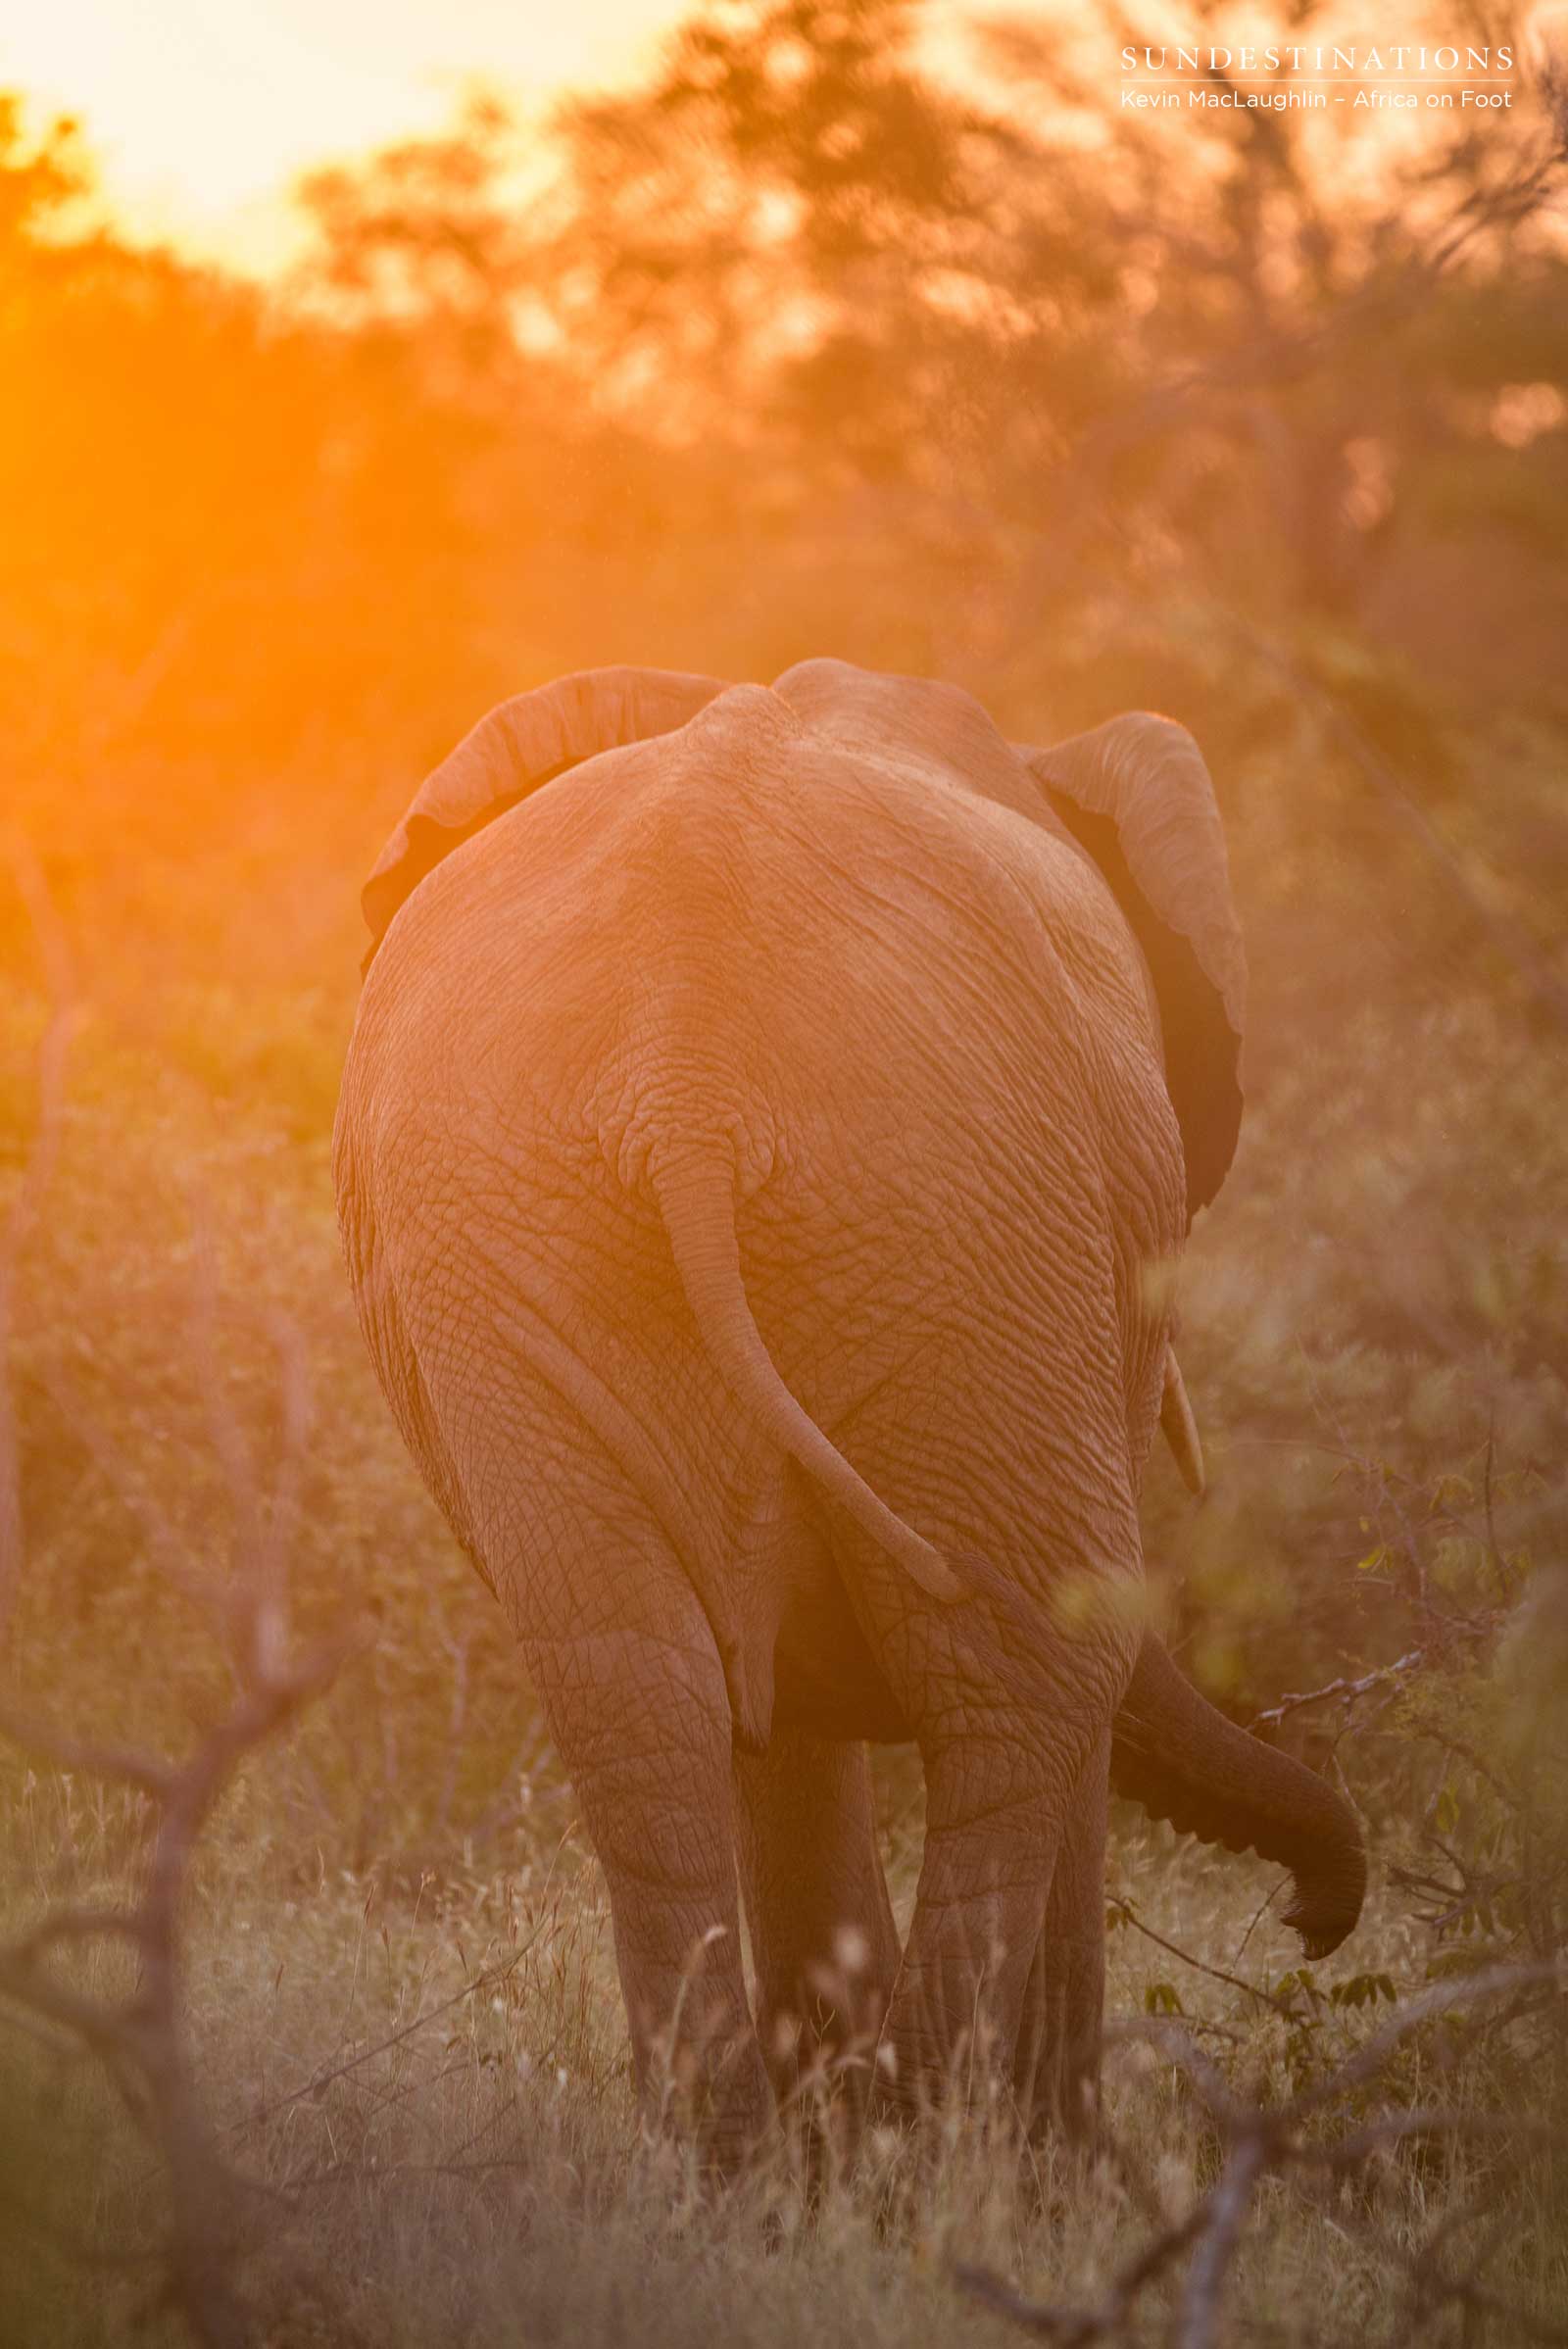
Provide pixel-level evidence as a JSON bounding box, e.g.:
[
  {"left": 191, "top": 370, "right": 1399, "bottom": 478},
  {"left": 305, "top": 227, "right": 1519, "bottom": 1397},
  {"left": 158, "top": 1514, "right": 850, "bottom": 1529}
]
[
  {"left": 650, "top": 1147, "right": 962, "bottom": 1602},
  {"left": 1110, "top": 1635, "right": 1367, "bottom": 1958}
]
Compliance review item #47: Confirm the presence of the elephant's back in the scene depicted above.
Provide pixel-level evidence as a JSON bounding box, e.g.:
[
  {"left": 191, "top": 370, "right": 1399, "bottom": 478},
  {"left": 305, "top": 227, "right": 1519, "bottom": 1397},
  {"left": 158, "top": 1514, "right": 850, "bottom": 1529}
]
[{"left": 336, "top": 682, "right": 1179, "bottom": 1244}]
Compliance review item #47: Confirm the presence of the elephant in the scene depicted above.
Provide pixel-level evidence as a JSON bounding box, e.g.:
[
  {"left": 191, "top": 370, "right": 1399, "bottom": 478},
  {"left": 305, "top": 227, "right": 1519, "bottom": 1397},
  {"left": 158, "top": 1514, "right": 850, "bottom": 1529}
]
[{"left": 334, "top": 659, "right": 1365, "bottom": 2169}]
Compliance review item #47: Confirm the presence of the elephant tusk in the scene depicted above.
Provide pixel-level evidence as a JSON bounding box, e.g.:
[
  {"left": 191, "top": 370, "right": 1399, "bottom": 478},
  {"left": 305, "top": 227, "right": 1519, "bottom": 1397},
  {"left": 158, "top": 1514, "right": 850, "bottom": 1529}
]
[{"left": 1160, "top": 1347, "right": 1205, "bottom": 1497}]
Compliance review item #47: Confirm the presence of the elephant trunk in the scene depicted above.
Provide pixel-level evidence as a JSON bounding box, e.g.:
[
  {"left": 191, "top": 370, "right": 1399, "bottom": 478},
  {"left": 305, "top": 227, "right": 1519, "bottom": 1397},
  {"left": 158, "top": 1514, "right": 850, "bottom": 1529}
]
[{"left": 1109, "top": 1635, "right": 1366, "bottom": 1959}]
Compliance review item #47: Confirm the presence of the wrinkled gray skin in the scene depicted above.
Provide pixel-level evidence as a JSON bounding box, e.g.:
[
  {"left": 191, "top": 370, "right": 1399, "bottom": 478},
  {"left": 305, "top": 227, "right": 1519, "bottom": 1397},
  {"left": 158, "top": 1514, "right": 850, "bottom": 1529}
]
[{"left": 335, "top": 660, "right": 1364, "bottom": 2169}]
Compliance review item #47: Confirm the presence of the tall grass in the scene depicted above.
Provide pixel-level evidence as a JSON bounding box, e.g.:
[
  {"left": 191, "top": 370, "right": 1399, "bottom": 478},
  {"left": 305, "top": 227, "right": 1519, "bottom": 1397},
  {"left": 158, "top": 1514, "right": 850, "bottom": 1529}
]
[{"left": 4, "top": 1780, "right": 1562, "bottom": 2346}]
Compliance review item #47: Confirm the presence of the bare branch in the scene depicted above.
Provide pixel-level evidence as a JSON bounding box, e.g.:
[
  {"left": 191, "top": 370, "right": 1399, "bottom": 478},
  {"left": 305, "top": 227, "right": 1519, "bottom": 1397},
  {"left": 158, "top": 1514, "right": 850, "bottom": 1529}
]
[
  {"left": 222, "top": 1937, "right": 539, "bottom": 2139},
  {"left": 1286, "top": 1962, "right": 1565, "bottom": 2120},
  {"left": 968, "top": 1964, "right": 1565, "bottom": 2348},
  {"left": 956, "top": 2201, "right": 1208, "bottom": 2343},
  {"left": 0, "top": 1136, "right": 361, "bottom": 2347},
  {"left": 1176, "top": 2133, "right": 1269, "bottom": 2349},
  {"left": 1106, "top": 1895, "right": 1298, "bottom": 2019},
  {"left": 1248, "top": 1647, "right": 1428, "bottom": 1731}
]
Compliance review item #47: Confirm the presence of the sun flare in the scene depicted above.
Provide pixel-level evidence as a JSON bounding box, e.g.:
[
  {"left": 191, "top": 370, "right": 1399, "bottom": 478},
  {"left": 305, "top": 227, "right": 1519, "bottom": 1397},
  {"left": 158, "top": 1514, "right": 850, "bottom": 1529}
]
[{"left": 0, "top": 0, "right": 690, "bottom": 268}]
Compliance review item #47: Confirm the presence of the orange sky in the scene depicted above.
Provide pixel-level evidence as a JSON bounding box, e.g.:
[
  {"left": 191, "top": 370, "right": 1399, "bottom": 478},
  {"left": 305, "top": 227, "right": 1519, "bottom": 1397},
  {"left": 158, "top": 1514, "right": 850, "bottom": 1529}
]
[
  {"left": 0, "top": 0, "right": 700, "bottom": 270},
  {"left": 6, "top": 5, "right": 1490, "bottom": 276}
]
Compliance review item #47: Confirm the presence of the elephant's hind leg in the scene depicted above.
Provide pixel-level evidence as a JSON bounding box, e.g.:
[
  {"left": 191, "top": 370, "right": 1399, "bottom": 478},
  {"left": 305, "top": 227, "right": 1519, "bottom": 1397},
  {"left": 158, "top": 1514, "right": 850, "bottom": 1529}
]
[
  {"left": 514, "top": 1506, "right": 772, "bottom": 2176},
  {"left": 1011, "top": 1726, "right": 1110, "bottom": 2144},
  {"left": 863, "top": 1570, "right": 1134, "bottom": 2128},
  {"left": 734, "top": 1733, "right": 900, "bottom": 2132}
]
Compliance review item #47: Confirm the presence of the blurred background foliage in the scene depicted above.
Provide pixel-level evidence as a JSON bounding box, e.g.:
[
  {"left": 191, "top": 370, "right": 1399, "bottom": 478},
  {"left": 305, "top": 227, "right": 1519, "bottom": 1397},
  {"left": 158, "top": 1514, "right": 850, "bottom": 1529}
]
[{"left": 0, "top": 0, "right": 1564, "bottom": 1904}]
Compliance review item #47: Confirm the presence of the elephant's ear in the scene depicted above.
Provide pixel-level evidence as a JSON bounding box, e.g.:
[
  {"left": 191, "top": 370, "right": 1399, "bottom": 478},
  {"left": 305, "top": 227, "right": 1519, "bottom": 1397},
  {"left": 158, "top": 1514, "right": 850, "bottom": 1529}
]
[
  {"left": 361, "top": 666, "right": 729, "bottom": 968},
  {"left": 1016, "top": 715, "right": 1247, "bottom": 1221}
]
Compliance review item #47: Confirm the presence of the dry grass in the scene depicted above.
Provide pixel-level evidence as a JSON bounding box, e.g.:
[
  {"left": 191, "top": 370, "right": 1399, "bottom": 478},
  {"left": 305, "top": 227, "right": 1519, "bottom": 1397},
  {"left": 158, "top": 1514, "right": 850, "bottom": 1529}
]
[{"left": 3, "top": 1758, "right": 1563, "bottom": 2349}]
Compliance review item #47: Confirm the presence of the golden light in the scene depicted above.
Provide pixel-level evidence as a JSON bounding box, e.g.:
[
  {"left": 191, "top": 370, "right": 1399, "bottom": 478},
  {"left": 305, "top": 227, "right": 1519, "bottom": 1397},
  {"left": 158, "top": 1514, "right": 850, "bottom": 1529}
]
[{"left": 0, "top": 0, "right": 690, "bottom": 269}]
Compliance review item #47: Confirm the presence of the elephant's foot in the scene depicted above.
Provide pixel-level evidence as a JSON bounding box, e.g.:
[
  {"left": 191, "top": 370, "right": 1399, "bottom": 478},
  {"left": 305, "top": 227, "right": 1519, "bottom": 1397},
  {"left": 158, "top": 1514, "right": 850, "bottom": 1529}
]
[{"left": 1011, "top": 1730, "right": 1110, "bottom": 2147}]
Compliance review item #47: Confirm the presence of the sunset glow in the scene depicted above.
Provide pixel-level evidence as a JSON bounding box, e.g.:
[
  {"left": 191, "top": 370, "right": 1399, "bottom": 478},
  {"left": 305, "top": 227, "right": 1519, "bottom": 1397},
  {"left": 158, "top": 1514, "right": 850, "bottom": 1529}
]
[{"left": 0, "top": 0, "right": 693, "bottom": 268}]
